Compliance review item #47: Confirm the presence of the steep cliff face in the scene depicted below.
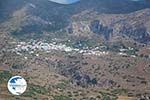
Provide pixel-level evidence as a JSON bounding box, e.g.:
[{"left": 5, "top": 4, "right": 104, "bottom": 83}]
[{"left": 89, "top": 20, "right": 113, "bottom": 40}]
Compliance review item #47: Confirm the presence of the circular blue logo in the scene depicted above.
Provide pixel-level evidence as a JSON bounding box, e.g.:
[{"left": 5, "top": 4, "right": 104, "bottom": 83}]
[{"left": 7, "top": 76, "right": 27, "bottom": 95}]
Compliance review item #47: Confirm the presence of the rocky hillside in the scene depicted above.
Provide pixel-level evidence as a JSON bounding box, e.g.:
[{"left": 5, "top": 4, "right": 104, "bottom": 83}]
[
  {"left": 69, "top": 8, "right": 150, "bottom": 44},
  {"left": 0, "top": 0, "right": 150, "bottom": 44}
]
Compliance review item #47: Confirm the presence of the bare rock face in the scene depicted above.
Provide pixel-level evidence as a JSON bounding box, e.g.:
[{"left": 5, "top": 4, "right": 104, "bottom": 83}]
[{"left": 89, "top": 20, "right": 113, "bottom": 40}]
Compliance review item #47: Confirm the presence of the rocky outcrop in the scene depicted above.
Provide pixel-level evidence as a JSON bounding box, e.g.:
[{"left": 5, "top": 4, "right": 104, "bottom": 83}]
[
  {"left": 120, "top": 25, "right": 150, "bottom": 44},
  {"left": 90, "top": 20, "right": 113, "bottom": 40}
]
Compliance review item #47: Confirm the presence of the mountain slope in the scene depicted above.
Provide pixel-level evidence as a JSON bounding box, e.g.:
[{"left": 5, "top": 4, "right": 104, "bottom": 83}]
[{"left": 0, "top": 0, "right": 150, "bottom": 43}]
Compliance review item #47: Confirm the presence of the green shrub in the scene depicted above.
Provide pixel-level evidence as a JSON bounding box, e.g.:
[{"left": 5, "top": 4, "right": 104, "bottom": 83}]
[{"left": 53, "top": 95, "right": 72, "bottom": 100}]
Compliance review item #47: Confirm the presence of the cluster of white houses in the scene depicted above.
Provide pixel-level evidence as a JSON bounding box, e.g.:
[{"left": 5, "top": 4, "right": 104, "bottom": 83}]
[
  {"left": 12, "top": 40, "right": 139, "bottom": 58},
  {"left": 12, "top": 40, "right": 109, "bottom": 57}
]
